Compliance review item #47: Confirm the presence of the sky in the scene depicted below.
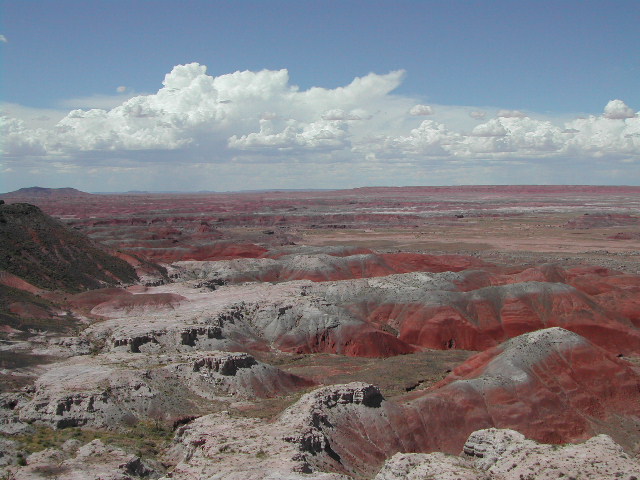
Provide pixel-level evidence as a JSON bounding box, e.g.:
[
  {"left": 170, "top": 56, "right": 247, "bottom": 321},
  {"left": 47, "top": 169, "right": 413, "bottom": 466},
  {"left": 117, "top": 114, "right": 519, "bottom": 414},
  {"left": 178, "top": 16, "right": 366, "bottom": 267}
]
[{"left": 1, "top": 0, "right": 639, "bottom": 192}]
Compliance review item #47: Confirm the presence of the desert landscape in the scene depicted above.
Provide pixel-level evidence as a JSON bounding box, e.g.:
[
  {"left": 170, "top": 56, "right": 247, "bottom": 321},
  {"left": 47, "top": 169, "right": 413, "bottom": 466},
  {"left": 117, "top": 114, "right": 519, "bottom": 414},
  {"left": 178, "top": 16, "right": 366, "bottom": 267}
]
[
  {"left": 1, "top": 185, "right": 640, "bottom": 479},
  {"left": 3, "top": 1, "right": 638, "bottom": 477}
]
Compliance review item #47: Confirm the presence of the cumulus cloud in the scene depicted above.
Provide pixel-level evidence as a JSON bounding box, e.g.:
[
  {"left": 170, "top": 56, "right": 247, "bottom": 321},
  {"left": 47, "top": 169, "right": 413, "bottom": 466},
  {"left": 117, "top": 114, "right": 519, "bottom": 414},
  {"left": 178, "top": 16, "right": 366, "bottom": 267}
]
[
  {"left": 355, "top": 102, "right": 639, "bottom": 162},
  {"left": 409, "top": 104, "right": 434, "bottom": 116},
  {"left": 471, "top": 120, "right": 508, "bottom": 137},
  {"left": 0, "top": 116, "right": 48, "bottom": 156},
  {"left": 228, "top": 118, "right": 350, "bottom": 151},
  {"left": 565, "top": 113, "right": 640, "bottom": 155},
  {"left": 1, "top": 62, "right": 639, "bottom": 190},
  {"left": 462, "top": 117, "right": 565, "bottom": 155},
  {"left": 3, "top": 63, "right": 411, "bottom": 158},
  {"left": 603, "top": 99, "right": 636, "bottom": 119}
]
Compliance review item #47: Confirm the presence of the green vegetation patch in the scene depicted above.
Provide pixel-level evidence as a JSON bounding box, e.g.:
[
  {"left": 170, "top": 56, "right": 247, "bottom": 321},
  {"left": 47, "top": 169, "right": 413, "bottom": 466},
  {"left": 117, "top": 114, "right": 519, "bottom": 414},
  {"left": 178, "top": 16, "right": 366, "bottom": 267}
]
[{"left": 14, "top": 421, "right": 174, "bottom": 460}]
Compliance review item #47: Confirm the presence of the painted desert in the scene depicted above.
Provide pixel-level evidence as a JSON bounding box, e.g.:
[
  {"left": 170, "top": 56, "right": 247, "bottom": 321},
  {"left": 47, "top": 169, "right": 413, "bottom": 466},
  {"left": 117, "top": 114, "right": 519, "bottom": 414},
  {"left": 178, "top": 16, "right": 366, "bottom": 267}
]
[{"left": 1, "top": 185, "right": 640, "bottom": 479}]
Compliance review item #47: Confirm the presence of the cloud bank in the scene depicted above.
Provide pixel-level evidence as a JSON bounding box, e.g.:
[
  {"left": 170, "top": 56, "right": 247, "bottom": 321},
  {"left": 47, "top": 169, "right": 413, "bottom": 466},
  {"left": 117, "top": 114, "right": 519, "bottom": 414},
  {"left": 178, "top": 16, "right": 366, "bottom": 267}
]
[{"left": 1, "top": 63, "right": 638, "bottom": 190}]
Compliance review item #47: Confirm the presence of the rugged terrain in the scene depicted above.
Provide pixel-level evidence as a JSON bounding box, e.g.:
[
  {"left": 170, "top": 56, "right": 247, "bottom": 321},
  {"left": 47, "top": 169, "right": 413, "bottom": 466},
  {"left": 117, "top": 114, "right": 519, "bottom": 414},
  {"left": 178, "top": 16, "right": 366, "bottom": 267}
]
[{"left": 1, "top": 186, "right": 639, "bottom": 479}]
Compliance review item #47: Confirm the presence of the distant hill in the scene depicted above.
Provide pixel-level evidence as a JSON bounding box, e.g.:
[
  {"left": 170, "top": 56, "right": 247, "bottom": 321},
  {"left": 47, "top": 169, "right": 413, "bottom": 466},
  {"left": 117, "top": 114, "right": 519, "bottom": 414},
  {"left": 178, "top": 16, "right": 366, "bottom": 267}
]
[
  {"left": 0, "top": 186, "right": 92, "bottom": 199},
  {"left": 0, "top": 203, "right": 137, "bottom": 291}
]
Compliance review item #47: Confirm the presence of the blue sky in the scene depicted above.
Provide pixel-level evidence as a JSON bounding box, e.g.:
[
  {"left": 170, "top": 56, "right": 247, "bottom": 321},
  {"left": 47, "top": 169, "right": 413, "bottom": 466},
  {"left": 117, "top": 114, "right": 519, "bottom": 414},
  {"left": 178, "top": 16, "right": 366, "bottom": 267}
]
[{"left": 1, "top": 0, "right": 639, "bottom": 192}]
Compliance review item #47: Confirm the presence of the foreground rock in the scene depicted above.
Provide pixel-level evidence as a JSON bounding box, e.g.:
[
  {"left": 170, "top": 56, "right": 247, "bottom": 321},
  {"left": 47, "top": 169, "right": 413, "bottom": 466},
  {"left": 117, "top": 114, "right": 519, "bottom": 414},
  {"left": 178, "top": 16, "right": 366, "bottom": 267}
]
[
  {"left": 5, "top": 439, "right": 157, "bottom": 480},
  {"left": 163, "top": 411, "right": 350, "bottom": 480},
  {"left": 375, "top": 428, "right": 640, "bottom": 480}
]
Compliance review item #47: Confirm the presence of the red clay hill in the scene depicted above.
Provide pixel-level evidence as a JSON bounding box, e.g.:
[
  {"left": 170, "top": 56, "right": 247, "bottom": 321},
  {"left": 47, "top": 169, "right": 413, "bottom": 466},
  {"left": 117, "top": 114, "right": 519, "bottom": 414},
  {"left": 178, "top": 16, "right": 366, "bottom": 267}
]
[{"left": 284, "top": 328, "right": 640, "bottom": 477}]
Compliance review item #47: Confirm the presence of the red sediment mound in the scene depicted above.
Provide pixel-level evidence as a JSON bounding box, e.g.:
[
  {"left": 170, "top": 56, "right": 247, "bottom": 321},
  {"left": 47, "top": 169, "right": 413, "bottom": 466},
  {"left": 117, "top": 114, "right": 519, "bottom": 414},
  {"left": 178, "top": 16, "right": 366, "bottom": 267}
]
[
  {"left": 188, "top": 243, "right": 268, "bottom": 261},
  {"left": 8, "top": 302, "right": 52, "bottom": 320},
  {"left": 590, "top": 287, "right": 640, "bottom": 327},
  {"left": 380, "top": 253, "right": 488, "bottom": 273},
  {"left": 454, "top": 263, "right": 567, "bottom": 291},
  {"left": 0, "top": 270, "right": 43, "bottom": 295},
  {"left": 563, "top": 265, "right": 640, "bottom": 293},
  {"left": 277, "top": 323, "right": 416, "bottom": 358},
  {"left": 113, "top": 251, "right": 143, "bottom": 267},
  {"left": 90, "top": 292, "right": 187, "bottom": 316},
  {"left": 67, "top": 287, "right": 133, "bottom": 310}
]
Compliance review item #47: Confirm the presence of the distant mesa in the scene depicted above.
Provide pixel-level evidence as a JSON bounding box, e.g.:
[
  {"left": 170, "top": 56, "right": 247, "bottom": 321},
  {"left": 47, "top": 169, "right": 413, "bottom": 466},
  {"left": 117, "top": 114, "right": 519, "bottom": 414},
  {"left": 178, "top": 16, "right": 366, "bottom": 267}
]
[{"left": 0, "top": 186, "right": 92, "bottom": 199}]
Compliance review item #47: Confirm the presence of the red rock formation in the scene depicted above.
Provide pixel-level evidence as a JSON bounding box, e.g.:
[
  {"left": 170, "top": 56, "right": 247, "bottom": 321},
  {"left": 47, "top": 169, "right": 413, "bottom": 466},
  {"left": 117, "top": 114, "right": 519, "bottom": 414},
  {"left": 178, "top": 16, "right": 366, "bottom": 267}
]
[
  {"left": 277, "top": 322, "right": 416, "bottom": 358},
  {"left": 352, "top": 280, "right": 640, "bottom": 354},
  {"left": 90, "top": 292, "right": 186, "bottom": 316},
  {"left": 291, "top": 329, "right": 640, "bottom": 477},
  {"left": 380, "top": 253, "right": 487, "bottom": 273}
]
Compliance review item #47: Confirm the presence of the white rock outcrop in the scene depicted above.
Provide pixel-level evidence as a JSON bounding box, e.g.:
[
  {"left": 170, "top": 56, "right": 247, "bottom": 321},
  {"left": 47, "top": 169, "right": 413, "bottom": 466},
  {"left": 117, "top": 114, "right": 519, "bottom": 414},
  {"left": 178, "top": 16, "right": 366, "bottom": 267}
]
[{"left": 375, "top": 428, "right": 640, "bottom": 480}]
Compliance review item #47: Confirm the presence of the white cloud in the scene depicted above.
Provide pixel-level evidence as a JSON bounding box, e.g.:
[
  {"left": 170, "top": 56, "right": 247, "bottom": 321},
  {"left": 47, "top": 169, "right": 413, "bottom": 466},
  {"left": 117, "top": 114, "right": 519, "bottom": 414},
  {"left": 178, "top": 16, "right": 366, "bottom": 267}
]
[
  {"left": 565, "top": 113, "right": 640, "bottom": 155},
  {"left": 603, "top": 99, "right": 636, "bottom": 119},
  {"left": 0, "top": 34, "right": 7, "bottom": 43},
  {"left": 497, "top": 109, "right": 527, "bottom": 118},
  {"left": 1, "top": 62, "right": 639, "bottom": 190},
  {"left": 0, "top": 116, "right": 48, "bottom": 156},
  {"left": 1, "top": 103, "right": 67, "bottom": 129},
  {"left": 462, "top": 117, "right": 565, "bottom": 155},
  {"left": 57, "top": 92, "right": 140, "bottom": 110},
  {"left": 321, "top": 109, "right": 363, "bottom": 121},
  {"left": 409, "top": 104, "right": 434, "bottom": 116},
  {"left": 471, "top": 119, "right": 508, "bottom": 137},
  {"left": 228, "top": 118, "right": 350, "bottom": 151}
]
